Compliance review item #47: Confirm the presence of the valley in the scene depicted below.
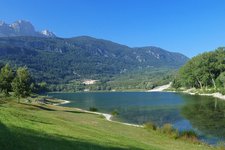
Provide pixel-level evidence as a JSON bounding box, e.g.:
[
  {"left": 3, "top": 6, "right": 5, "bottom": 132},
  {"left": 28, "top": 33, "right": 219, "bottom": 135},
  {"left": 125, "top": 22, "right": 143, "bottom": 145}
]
[{"left": 0, "top": 15, "right": 225, "bottom": 150}]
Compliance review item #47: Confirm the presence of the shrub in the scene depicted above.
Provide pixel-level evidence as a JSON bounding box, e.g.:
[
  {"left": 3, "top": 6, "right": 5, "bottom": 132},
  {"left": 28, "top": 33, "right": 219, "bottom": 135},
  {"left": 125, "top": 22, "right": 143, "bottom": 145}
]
[
  {"left": 89, "top": 107, "right": 98, "bottom": 112},
  {"left": 178, "top": 130, "right": 198, "bottom": 142},
  {"left": 160, "top": 123, "right": 178, "bottom": 138},
  {"left": 144, "top": 122, "right": 157, "bottom": 131},
  {"left": 111, "top": 109, "right": 119, "bottom": 116}
]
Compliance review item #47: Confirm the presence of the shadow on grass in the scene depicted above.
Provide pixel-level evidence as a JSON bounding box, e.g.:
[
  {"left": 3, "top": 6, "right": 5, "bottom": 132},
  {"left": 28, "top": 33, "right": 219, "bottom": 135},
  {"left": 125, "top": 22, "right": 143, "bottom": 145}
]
[
  {"left": 22, "top": 103, "right": 88, "bottom": 114},
  {"left": 0, "top": 122, "right": 142, "bottom": 150},
  {"left": 21, "top": 103, "right": 56, "bottom": 111},
  {"left": 64, "top": 110, "right": 86, "bottom": 114},
  {"left": 32, "top": 105, "right": 56, "bottom": 111}
]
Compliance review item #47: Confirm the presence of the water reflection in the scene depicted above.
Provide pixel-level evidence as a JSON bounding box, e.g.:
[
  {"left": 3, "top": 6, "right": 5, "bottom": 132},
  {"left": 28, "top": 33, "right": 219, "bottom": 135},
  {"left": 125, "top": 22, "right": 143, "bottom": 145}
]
[
  {"left": 115, "top": 106, "right": 182, "bottom": 126},
  {"left": 181, "top": 94, "right": 225, "bottom": 140}
]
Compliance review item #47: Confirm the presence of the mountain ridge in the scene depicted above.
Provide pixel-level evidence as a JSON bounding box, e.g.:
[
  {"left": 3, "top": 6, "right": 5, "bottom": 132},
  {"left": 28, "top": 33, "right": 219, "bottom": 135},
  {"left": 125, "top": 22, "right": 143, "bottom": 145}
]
[
  {"left": 0, "top": 35, "right": 189, "bottom": 84},
  {"left": 0, "top": 20, "right": 56, "bottom": 38}
]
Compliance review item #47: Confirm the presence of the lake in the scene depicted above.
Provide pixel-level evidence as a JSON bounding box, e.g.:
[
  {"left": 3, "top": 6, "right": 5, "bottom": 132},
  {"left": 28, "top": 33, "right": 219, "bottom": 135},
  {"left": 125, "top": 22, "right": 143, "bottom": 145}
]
[{"left": 48, "top": 92, "right": 225, "bottom": 145}]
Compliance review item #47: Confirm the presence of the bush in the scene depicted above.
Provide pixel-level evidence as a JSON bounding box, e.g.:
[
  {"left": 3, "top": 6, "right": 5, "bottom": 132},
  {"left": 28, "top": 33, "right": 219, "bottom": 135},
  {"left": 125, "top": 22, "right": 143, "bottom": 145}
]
[
  {"left": 178, "top": 130, "right": 198, "bottom": 142},
  {"left": 89, "top": 107, "right": 98, "bottom": 112},
  {"left": 144, "top": 122, "right": 157, "bottom": 131},
  {"left": 160, "top": 123, "right": 178, "bottom": 138},
  {"left": 111, "top": 109, "right": 119, "bottom": 116}
]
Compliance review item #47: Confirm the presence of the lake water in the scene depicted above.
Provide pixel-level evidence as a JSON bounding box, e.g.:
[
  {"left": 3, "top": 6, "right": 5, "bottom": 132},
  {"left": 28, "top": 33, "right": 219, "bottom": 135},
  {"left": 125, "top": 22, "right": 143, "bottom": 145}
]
[{"left": 48, "top": 92, "right": 225, "bottom": 145}]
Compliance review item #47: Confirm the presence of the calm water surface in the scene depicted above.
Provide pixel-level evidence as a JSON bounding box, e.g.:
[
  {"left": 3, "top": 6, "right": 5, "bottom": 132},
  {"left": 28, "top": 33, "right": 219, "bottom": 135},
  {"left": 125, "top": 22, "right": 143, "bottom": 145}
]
[{"left": 48, "top": 92, "right": 225, "bottom": 145}]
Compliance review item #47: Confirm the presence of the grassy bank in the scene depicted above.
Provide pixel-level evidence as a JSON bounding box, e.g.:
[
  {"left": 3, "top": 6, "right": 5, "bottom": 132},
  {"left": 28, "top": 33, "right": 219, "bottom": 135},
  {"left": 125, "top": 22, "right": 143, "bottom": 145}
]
[{"left": 0, "top": 96, "right": 219, "bottom": 150}]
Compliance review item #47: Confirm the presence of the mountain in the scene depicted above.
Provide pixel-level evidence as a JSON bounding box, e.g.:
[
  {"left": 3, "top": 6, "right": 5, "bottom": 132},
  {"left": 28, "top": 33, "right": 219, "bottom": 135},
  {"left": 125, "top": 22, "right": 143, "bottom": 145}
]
[
  {"left": 0, "top": 36, "right": 189, "bottom": 84},
  {"left": 41, "top": 29, "right": 55, "bottom": 37},
  {"left": 0, "top": 20, "right": 56, "bottom": 38}
]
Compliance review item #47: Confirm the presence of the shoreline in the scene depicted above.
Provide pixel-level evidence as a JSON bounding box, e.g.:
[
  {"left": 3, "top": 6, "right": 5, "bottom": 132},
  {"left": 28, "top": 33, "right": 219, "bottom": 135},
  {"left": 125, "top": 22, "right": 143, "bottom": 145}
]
[
  {"left": 49, "top": 83, "right": 185, "bottom": 128},
  {"left": 182, "top": 90, "right": 225, "bottom": 101},
  {"left": 80, "top": 109, "right": 143, "bottom": 127},
  {"left": 56, "top": 99, "right": 143, "bottom": 127},
  {"left": 148, "top": 82, "right": 172, "bottom": 92},
  {"left": 148, "top": 82, "right": 225, "bottom": 101},
  {"left": 51, "top": 86, "right": 225, "bottom": 129},
  {"left": 53, "top": 100, "right": 70, "bottom": 105}
]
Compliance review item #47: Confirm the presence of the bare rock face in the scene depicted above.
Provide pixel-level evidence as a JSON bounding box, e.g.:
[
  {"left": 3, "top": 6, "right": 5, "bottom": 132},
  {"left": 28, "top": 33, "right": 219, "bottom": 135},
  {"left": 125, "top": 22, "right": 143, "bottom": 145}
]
[
  {"left": 10, "top": 20, "right": 36, "bottom": 36},
  {"left": 0, "top": 20, "right": 56, "bottom": 37},
  {"left": 40, "top": 29, "right": 56, "bottom": 38},
  {"left": 0, "top": 21, "right": 14, "bottom": 36}
]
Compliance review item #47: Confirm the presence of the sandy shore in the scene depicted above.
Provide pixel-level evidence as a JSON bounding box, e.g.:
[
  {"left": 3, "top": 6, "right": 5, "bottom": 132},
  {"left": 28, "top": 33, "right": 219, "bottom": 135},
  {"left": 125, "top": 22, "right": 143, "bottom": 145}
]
[
  {"left": 148, "top": 83, "right": 225, "bottom": 101},
  {"left": 53, "top": 100, "right": 70, "bottom": 106},
  {"left": 183, "top": 90, "right": 225, "bottom": 101},
  {"left": 97, "top": 112, "right": 143, "bottom": 127},
  {"left": 148, "top": 82, "right": 172, "bottom": 92},
  {"left": 59, "top": 100, "right": 70, "bottom": 105}
]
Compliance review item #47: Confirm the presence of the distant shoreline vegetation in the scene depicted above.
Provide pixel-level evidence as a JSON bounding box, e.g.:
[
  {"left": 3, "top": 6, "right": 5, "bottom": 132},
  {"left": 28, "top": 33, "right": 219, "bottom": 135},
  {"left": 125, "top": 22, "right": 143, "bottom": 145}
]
[{"left": 48, "top": 67, "right": 174, "bottom": 92}]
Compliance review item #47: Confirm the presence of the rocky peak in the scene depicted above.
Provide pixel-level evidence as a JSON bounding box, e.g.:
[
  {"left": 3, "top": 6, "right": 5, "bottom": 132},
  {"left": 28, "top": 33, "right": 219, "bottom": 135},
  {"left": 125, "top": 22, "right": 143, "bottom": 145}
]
[
  {"left": 10, "top": 20, "right": 36, "bottom": 36},
  {"left": 0, "top": 21, "right": 7, "bottom": 26},
  {"left": 41, "top": 29, "right": 56, "bottom": 37},
  {"left": 0, "top": 20, "right": 57, "bottom": 37}
]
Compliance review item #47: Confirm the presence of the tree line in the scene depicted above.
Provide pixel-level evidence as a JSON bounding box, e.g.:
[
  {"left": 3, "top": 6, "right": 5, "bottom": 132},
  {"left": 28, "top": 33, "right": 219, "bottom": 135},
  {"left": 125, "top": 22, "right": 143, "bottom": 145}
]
[
  {"left": 0, "top": 63, "right": 46, "bottom": 101},
  {"left": 172, "top": 47, "right": 225, "bottom": 90}
]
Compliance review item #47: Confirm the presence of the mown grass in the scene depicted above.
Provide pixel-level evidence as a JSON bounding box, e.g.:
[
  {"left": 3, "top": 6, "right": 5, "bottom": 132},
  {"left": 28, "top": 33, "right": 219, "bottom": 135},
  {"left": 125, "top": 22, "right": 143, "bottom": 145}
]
[{"left": 0, "top": 96, "right": 220, "bottom": 150}]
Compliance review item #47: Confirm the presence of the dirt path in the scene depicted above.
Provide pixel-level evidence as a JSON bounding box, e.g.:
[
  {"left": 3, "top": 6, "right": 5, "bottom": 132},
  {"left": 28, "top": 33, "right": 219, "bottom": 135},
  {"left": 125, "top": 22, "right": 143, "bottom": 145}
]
[{"left": 148, "top": 82, "right": 172, "bottom": 92}]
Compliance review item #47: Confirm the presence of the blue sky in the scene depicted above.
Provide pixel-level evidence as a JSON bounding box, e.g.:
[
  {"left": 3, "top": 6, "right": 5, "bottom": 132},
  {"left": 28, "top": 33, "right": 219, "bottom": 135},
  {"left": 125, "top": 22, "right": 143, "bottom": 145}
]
[{"left": 1, "top": 0, "right": 225, "bottom": 57}]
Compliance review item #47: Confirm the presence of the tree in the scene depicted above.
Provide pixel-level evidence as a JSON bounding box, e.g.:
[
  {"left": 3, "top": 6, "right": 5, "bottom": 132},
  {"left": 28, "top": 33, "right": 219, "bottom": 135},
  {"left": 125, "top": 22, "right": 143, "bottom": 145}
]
[
  {"left": 0, "top": 64, "right": 14, "bottom": 96},
  {"left": 12, "top": 67, "right": 31, "bottom": 101},
  {"left": 175, "top": 48, "right": 225, "bottom": 89},
  {"left": 36, "top": 82, "right": 47, "bottom": 93},
  {"left": 0, "top": 63, "right": 4, "bottom": 70},
  {"left": 216, "top": 72, "right": 225, "bottom": 88}
]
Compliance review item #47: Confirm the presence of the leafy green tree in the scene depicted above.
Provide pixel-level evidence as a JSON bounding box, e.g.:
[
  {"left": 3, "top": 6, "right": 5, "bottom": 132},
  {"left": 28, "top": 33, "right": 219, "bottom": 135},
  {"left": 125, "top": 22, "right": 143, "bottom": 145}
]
[
  {"left": 0, "top": 64, "right": 14, "bottom": 96},
  {"left": 216, "top": 72, "right": 225, "bottom": 87},
  {"left": 12, "top": 67, "right": 31, "bottom": 101},
  {"left": 178, "top": 59, "right": 197, "bottom": 88},
  {"left": 37, "top": 82, "right": 47, "bottom": 93},
  {"left": 30, "top": 82, "right": 48, "bottom": 93},
  {"left": 175, "top": 48, "right": 225, "bottom": 89},
  {"left": 172, "top": 75, "right": 182, "bottom": 89}
]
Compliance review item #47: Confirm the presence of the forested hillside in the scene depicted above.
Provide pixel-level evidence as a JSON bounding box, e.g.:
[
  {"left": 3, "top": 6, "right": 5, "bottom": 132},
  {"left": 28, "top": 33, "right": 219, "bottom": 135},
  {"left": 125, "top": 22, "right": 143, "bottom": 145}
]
[{"left": 0, "top": 36, "right": 188, "bottom": 88}]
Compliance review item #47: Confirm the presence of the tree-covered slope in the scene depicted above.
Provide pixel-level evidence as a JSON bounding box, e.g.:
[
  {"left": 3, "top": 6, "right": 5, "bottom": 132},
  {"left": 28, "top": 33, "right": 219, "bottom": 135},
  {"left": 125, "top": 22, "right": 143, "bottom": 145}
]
[
  {"left": 0, "top": 36, "right": 188, "bottom": 84},
  {"left": 172, "top": 47, "right": 225, "bottom": 90}
]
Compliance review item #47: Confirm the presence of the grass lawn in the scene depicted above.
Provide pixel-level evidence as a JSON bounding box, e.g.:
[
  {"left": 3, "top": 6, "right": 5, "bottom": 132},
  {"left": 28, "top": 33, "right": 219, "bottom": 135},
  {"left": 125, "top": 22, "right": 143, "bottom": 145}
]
[{"left": 0, "top": 96, "right": 219, "bottom": 150}]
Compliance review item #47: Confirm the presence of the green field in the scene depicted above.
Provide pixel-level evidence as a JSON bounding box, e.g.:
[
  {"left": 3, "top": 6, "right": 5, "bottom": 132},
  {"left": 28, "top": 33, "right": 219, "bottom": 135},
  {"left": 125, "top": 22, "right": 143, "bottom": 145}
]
[{"left": 0, "top": 97, "right": 219, "bottom": 150}]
